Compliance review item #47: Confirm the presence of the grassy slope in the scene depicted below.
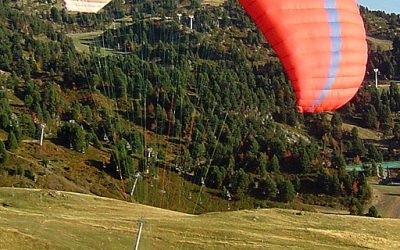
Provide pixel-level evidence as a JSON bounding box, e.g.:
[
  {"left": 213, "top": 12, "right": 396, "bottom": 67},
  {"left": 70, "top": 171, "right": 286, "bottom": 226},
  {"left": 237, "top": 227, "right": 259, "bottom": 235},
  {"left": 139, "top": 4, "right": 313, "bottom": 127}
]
[
  {"left": 0, "top": 128, "right": 258, "bottom": 214},
  {"left": 2, "top": 0, "right": 395, "bottom": 216},
  {"left": 0, "top": 90, "right": 264, "bottom": 214},
  {"left": 202, "top": 0, "right": 225, "bottom": 6},
  {"left": 369, "top": 179, "right": 400, "bottom": 218},
  {"left": 367, "top": 36, "right": 393, "bottom": 51},
  {"left": 67, "top": 31, "right": 103, "bottom": 53},
  {"left": 1, "top": 187, "right": 400, "bottom": 250}
]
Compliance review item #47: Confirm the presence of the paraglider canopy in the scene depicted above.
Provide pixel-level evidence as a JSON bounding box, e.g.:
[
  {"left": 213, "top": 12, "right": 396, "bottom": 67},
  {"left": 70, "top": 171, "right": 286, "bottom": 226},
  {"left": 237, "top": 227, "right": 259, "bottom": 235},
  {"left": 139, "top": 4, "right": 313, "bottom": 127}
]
[
  {"left": 64, "top": 0, "right": 112, "bottom": 13},
  {"left": 239, "top": 0, "right": 368, "bottom": 113}
]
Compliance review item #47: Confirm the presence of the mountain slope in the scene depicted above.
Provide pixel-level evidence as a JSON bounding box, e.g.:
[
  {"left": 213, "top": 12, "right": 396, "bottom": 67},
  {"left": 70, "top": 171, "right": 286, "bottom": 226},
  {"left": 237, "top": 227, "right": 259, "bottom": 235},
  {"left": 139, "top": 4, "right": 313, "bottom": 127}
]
[
  {"left": 1, "top": 187, "right": 400, "bottom": 249},
  {"left": 0, "top": 0, "right": 399, "bottom": 217}
]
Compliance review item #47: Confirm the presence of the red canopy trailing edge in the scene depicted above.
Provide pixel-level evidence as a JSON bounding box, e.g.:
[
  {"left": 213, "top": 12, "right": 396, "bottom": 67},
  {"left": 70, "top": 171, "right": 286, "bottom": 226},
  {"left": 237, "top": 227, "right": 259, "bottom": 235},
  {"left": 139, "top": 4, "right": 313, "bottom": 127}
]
[
  {"left": 64, "top": 0, "right": 112, "bottom": 13},
  {"left": 239, "top": 0, "right": 368, "bottom": 113}
]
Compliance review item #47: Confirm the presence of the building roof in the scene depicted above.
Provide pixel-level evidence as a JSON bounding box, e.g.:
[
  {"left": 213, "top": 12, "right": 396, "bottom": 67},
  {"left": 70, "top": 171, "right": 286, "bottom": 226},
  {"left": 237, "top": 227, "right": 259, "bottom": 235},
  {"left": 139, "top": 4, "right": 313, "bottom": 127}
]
[{"left": 346, "top": 161, "right": 400, "bottom": 172}]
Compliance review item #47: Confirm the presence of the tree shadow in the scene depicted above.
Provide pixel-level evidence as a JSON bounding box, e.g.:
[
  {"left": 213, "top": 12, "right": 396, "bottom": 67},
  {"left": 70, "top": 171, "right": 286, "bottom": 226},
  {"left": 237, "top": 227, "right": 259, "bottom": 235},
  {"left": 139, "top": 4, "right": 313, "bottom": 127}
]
[
  {"left": 384, "top": 193, "right": 400, "bottom": 197},
  {"left": 85, "top": 159, "right": 119, "bottom": 179}
]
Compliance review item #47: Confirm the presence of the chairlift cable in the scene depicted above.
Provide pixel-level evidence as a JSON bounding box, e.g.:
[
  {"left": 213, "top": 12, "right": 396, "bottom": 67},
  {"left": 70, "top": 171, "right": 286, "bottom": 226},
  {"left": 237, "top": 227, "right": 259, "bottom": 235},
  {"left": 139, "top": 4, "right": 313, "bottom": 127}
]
[{"left": 192, "top": 112, "right": 228, "bottom": 214}]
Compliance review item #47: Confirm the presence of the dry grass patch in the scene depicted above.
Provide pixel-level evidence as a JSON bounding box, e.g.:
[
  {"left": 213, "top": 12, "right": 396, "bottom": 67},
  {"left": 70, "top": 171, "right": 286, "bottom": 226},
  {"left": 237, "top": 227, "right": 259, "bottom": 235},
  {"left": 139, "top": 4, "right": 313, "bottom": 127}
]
[{"left": 1, "top": 188, "right": 400, "bottom": 249}]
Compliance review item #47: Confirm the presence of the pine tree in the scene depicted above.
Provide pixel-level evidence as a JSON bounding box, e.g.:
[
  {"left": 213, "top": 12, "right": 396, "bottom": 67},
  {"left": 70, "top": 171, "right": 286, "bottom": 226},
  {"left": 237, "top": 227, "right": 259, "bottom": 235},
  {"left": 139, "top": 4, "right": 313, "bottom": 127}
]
[
  {"left": 331, "top": 112, "right": 343, "bottom": 127},
  {"left": 259, "top": 154, "right": 268, "bottom": 178},
  {"left": 114, "top": 67, "right": 128, "bottom": 98},
  {"left": 331, "top": 113, "right": 343, "bottom": 140},
  {"left": 292, "top": 176, "right": 301, "bottom": 192},
  {"left": 20, "top": 114, "right": 36, "bottom": 138},
  {"left": 332, "top": 151, "right": 346, "bottom": 167},
  {"left": 318, "top": 169, "right": 333, "bottom": 194},
  {"left": 0, "top": 112, "right": 10, "bottom": 130},
  {"left": 231, "top": 169, "right": 250, "bottom": 196},
  {"left": 393, "top": 124, "right": 400, "bottom": 144},
  {"left": 363, "top": 105, "right": 378, "bottom": 129},
  {"left": 393, "top": 36, "right": 400, "bottom": 54},
  {"left": 349, "top": 197, "right": 364, "bottom": 216},
  {"left": 245, "top": 135, "right": 260, "bottom": 155},
  {"left": 90, "top": 131, "right": 102, "bottom": 149},
  {"left": 0, "top": 140, "right": 8, "bottom": 163},
  {"left": 277, "top": 178, "right": 296, "bottom": 203},
  {"left": 367, "top": 144, "right": 383, "bottom": 162},
  {"left": 110, "top": 141, "right": 134, "bottom": 179},
  {"left": 57, "top": 123, "right": 87, "bottom": 152},
  {"left": 351, "top": 128, "right": 366, "bottom": 157},
  {"left": 268, "top": 155, "right": 280, "bottom": 172},
  {"left": 379, "top": 104, "right": 392, "bottom": 125},
  {"left": 352, "top": 138, "right": 366, "bottom": 157},
  {"left": 207, "top": 166, "right": 225, "bottom": 189},
  {"left": 6, "top": 132, "right": 18, "bottom": 151},
  {"left": 50, "top": 7, "right": 61, "bottom": 23},
  {"left": 331, "top": 175, "right": 340, "bottom": 195},
  {"left": 299, "top": 150, "right": 311, "bottom": 173},
  {"left": 259, "top": 175, "right": 278, "bottom": 199}
]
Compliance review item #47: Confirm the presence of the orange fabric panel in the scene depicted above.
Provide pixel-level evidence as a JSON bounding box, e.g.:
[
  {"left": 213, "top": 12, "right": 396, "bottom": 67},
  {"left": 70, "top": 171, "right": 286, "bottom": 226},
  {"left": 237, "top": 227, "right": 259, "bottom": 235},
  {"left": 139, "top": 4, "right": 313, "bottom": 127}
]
[{"left": 239, "top": 0, "right": 367, "bottom": 113}]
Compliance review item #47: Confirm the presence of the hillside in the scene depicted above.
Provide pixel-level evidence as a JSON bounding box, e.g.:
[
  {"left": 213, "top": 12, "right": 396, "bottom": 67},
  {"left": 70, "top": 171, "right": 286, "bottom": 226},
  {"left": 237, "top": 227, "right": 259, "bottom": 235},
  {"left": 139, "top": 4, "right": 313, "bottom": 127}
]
[
  {"left": 1, "top": 187, "right": 400, "bottom": 250},
  {"left": 369, "top": 180, "right": 400, "bottom": 218},
  {"left": 0, "top": 0, "right": 399, "bottom": 219}
]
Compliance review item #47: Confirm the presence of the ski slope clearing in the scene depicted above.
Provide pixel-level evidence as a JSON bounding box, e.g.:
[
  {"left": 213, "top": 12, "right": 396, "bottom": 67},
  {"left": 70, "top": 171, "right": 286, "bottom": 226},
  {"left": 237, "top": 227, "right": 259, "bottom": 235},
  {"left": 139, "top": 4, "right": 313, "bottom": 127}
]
[{"left": 0, "top": 188, "right": 400, "bottom": 249}]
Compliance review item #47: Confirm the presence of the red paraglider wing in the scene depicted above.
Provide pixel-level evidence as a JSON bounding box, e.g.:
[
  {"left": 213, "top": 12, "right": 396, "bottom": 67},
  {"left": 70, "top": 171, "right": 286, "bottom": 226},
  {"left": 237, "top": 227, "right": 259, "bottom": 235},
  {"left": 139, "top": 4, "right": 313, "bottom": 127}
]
[{"left": 239, "top": 0, "right": 368, "bottom": 112}]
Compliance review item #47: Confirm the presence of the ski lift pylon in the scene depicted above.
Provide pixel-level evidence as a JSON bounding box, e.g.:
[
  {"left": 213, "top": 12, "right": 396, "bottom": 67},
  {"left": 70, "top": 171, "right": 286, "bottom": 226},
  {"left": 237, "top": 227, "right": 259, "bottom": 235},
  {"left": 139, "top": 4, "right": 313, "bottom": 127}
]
[{"left": 103, "top": 133, "right": 109, "bottom": 142}]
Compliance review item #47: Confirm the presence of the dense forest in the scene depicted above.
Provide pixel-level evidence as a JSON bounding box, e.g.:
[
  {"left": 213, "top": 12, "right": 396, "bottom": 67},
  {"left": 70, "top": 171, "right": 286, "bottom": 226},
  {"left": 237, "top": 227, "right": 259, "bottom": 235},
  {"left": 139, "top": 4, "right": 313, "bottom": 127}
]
[{"left": 0, "top": 0, "right": 399, "bottom": 215}]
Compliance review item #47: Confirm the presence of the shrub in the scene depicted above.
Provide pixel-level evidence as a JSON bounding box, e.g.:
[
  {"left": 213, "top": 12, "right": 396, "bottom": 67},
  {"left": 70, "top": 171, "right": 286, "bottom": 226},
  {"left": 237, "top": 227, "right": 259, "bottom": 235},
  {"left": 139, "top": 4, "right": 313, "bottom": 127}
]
[{"left": 366, "top": 206, "right": 380, "bottom": 218}]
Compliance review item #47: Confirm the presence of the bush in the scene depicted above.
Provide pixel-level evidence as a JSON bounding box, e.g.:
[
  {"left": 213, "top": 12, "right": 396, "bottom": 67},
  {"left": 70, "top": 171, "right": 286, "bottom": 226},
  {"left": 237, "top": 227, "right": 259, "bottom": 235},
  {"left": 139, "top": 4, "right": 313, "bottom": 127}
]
[
  {"left": 366, "top": 206, "right": 380, "bottom": 218},
  {"left": 24, "top": 169, "right": 36, "bottom": 181}
]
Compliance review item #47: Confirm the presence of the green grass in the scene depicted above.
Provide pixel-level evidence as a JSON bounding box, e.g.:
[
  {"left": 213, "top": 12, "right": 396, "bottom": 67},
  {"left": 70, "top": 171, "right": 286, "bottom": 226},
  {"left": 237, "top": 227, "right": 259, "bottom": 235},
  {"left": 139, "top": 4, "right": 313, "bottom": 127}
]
[
  {"left": 131, "top": 168, "right": 259, "bottom": 214},
  {"left": 67, "top": 31, "right": 113, "bottom": 55},
  {"left": 202, "top": 0, "right": 225, "bottom": 6},
  {"left": 0, "top": 126, "right": 263, "bottom": 214},
  {"left": 325, "top": 113, "right": 382, "bottom": 141},
  {"left": 1, "top": 187, "right": 400, "bottom": 249},
  {"left": 367, "top": 36, "right": 393, "bottom": 51}
]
